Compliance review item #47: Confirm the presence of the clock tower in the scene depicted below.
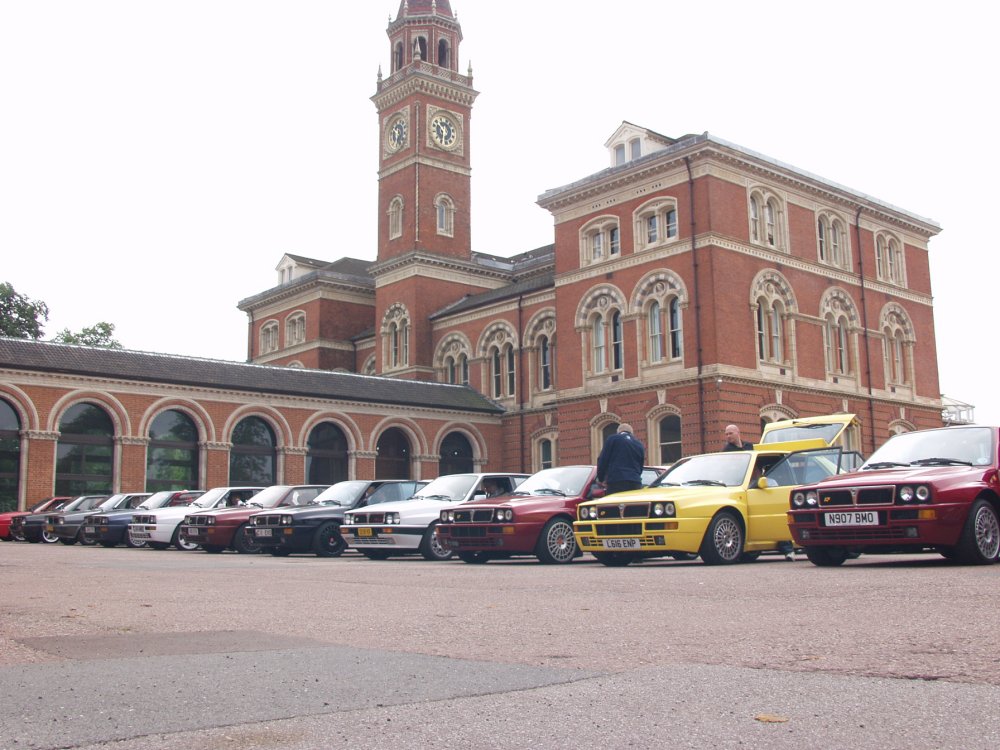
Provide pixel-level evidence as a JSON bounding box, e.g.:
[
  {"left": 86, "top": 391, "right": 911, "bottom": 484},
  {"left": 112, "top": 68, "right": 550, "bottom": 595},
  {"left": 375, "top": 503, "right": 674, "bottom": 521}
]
[{"left": 371, "top": 0, "right": 482, "bottom": 380}]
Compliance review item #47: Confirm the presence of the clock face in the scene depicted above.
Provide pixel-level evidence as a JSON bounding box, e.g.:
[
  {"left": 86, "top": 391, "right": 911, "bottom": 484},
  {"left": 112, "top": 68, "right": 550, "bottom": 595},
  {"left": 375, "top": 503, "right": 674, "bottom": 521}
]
[
  {"left": 387, "top": 117, "right": 407, "bottom": 152},
  {"left": 430, "top": 113, "right": 458, "bottom": 149}
]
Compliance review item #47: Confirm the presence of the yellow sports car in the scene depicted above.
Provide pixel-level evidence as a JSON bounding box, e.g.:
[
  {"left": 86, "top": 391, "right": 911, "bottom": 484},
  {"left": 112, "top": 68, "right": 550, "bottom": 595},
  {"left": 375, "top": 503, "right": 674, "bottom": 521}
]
[{"left": 573, "top": 414, "right": 862, "bottom": 565}]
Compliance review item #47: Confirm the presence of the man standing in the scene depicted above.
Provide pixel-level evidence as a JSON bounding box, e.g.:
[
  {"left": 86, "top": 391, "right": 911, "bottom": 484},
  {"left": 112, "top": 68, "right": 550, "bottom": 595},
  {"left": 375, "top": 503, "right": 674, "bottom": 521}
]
[
  {"left": 722, "top": 424, "right": 753, "bottom": 451},
  {"left": 596, "top": 423, "right": 645, "bottom": 495}
]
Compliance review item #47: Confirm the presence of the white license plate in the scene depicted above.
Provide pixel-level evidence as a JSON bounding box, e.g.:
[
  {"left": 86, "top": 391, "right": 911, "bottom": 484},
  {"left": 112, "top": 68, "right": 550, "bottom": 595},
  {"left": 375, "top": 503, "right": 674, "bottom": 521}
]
[
  {"left": 185, "top": 527, "right": 201, "bottom": 535},
  {"left": 131, "top": 531, "right": 150, "bottom": 540},
  {"left": 84, "top": 526, "right": 95, "bottom": 534},
  {"left": 602, "top": 538, "right": 640, "bottom": 550},
  {"left": 824, "top": 511, "right": 878, "bottom": 527},
  {"left": 255, "top": 528, "right": 272, "bottom": 537}
]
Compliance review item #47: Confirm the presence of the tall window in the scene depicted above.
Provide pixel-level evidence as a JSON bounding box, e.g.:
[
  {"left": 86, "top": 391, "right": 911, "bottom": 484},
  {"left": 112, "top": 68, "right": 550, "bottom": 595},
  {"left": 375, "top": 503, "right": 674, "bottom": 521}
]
[
  {"left": 592, "top": 314, "right": 606, "bottom": 373},
  {"left": 389, "top": 197, "right": 403, "bottom": 240},
  {"left": 668, "top": 297, "right": 682, "bottom": 359},
  {"left": 388, "top": 318, "right": 409, "bottom": 369},
  {"left": 756, "top": 298, "right": 784, "bottom": 364},
  {"left": 439, "top": 432, "right": 473, "bottom": 475},
  {"left": 375, "top": 427, "right": 410, "bottom": 479},
  {"left": 876, "top": 233, "right": 905, "bottom": 284},
  {"left": 817, "top": 215, "right": 848, "bottom": 268},
  {"left": 259, "top": 321, "right": 279, "bottom": 354},
  {"left": 306, "top": 422, "right": 348, "bottom": 485},
  {"left": 883, "top": 324, "right": 910, "bottom": 386},
  {"left": 539, "top": 335, "right": 553, "bottom": 390},
  {"left": 229, "top": 416, "right": 276, "bottom": 486},
  {"left": 437, "top": 39, "right": 451, "bottom": 67},
  {"left": 285, "top": 313, "right": 305, "bottom": 346},
  {"left": 824, "top": 314, "right": 851, "bottom": 376},
  {"left": 648, "top": 301, "right": 664, "bottom": 362},
  {"left": 435, "top": 194, "right": 455, "bottom": 236},
  {"left": 647, "top": 298, "right": 683, "bottom": 363},
  {"left": 658, "top": 415, "right": 682, "bottom": 463},
  {"left": 56, "top": 403, "right": 114, "bottom": 496},
  {"left": 505, "top": 344, "right": 516, "bottom": 396},
  {"left": 0, "top": 399, "right": 20, "bottom": 512},
  {"left": 539, "top": 438, "right": 554, "bottom": 470},
  {"left": 749, "top": 190, "right": 783, "bottom": 249},
  {"left": 611, "top": 311, "right": 624, "bottom": 371},
  {"left": 146, "top": 410, "right": 199, "bottom": 492}
]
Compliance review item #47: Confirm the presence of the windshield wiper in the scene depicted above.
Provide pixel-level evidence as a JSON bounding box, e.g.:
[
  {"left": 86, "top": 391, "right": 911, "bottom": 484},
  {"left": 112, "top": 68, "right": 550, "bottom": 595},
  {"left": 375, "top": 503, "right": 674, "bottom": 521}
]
[
  {"left": 418, "top": 494, "right": 451, "bottom": 501},
  {"left": 534, "top": 488, "right": 567, "bottom": 496},
  {"left": 863, "top": 461, "right": 910, "bottom": 470},
  {"left": 509, "top": 491, "right": 531, "bottom": 496},
  {"left": 683, "top": 479, "right": 727, "bottom": 487},
  {"left": 909, "top": 457, "right": 973, "bottom": 467}
]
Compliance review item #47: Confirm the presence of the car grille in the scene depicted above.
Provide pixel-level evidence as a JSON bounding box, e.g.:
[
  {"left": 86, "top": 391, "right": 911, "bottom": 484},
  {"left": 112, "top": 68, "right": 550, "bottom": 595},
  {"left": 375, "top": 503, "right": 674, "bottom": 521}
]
[
  {"left": 185, "top": 516, "right": 212, "bottom": 526},
  {"left": 350, "top": 513, "right": 386, "bottom": 524},
  {"left": 447, "top": 525, "right": 493, "bottom": 538},
  {"left": 453, "top": 509, "right": 495, "bottom": 523},
  {"left": 593, "top": 503, "right": 653, "bottom": 519},
  {"left": 817, "top": 487, "right": 897, "bottom": 507},
  {"left": 86, "top": 515, "right": 108, "bottom": 524},
  {"left": 11, "top": 517, "right": 24, "bottom": 532},
  {"left": 806, "top": 526, "right": 911, "bottom": 541},
  {"left": 132, "top": 515, "right": 156, "bottom": 525},
  {"left": 253, "top": 515, "right": 282, "bottom": 527},
  {"left": 594, "top": 523, "right": 644, "bottom": 536}
]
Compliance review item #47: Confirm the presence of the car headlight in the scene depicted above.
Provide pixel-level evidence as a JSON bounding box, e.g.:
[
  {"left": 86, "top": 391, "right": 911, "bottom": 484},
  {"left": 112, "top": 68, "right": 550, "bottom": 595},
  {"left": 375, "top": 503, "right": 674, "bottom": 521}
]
[
  {"left": 280, "top": 515, "right": 293, "bottom": 526},
  {"left": 440, "top": 510, "right": 453, "bottom": 523},
  {"left": 806, "top": 491, "right": 819, "bottom": 507},
  {"left": 899, "top": 486, "right": 915, "bottom": 503},
  {"left": 494, "top": 509, "right": 512, "bottom": 522},
  {"left": 792, "top": 492, "right": 806, "bottom": 508},
  {"left": 207, "top": 516, "right": 217, "bottom": 525},
  {"left": 385, "top": 513, "right": 399, "bottom": 524},
  {"left": 652, "top": 502, "right": 665, "bottom": 517},
  {"left": 916, "top": 485, "right": 931, "bottom": 502}
]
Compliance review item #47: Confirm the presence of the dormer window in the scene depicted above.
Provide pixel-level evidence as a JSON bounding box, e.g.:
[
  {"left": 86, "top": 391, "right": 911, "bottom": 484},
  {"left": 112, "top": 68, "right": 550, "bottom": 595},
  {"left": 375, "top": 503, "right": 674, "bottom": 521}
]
[
  {"left": 614, "top": 144, "right": 626, "bottom": 166},
  {"left": 630, "top": 138, "right": 641, "bottom": 160}
]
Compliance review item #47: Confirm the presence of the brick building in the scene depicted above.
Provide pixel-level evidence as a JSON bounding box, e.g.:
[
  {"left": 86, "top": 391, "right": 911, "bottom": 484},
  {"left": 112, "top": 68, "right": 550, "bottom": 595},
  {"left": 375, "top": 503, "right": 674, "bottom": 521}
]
[
  {"left": 0, "top": 0, "right": 943, "bottom": 511},
  {"left": 239, "top": 0, "right": 943, "bottom": 472}
]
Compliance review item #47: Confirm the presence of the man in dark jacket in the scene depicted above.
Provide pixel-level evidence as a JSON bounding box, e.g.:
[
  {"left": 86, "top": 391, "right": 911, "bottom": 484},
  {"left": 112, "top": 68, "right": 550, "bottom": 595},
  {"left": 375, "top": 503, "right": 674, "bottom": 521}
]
[
  {"left": 722, "top": 424, "right": 753, "bottom": 451},
  {"left": 596, "top": 423, "right": 645, "bottom": 495}
]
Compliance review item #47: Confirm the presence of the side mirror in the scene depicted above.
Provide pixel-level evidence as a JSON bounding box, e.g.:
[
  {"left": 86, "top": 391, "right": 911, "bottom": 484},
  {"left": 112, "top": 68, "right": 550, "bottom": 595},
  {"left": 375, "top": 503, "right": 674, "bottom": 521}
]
[{"left": 591, "top": 484, "right": 607, "bottom": 499}]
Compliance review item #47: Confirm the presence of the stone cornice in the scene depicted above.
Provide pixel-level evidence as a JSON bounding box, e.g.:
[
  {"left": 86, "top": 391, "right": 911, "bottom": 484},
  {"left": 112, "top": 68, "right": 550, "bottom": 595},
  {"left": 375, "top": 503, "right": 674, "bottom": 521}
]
[
  {"left": 379, "top": 154, "right": 471, "bottom": 180},
  {"left": 370, "top": 251, "right": 511, "bottom": 286},
  {"left": 372, "top": 68, "right": 478, "bottom": 111},
  {"left": 238, "top": 272, "right": 375, "bottom": 313}
]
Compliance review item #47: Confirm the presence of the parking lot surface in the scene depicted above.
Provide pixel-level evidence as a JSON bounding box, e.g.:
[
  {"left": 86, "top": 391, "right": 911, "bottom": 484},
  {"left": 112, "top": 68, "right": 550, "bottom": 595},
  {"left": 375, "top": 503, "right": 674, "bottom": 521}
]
[{"left": 2, "top": 544, "right": 999, "bottom": 749}]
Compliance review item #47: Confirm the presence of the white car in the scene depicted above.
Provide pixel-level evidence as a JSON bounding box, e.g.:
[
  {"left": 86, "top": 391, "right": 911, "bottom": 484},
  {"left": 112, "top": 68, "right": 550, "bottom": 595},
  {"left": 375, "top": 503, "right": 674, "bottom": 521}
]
[
  {"left": 339, "top": 473, "right": 528, "bottom": 561},
  {"left": 127, "top": 486, "right": 263, "bottom": 550}
]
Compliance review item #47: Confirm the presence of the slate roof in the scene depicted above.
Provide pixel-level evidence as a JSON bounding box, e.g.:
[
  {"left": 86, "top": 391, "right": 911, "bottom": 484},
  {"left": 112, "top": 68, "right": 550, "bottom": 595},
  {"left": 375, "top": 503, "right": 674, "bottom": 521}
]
[{"left": 0, "top": 338, "right": 503, "bottom": 415}]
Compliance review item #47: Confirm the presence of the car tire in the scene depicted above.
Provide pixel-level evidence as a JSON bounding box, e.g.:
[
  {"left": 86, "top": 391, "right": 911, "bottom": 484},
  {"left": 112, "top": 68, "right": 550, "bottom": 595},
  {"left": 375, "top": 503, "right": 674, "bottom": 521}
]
[
  {"left": 361, "top": 551, "right": 391, "bottom": 560},
  {"left": 739, "top": 551, "right": 761, "bottom": 563},
  {"left": 535, "top": 517, "right": 577, "bottom": 564},
  {"left": 59, "top": 536, "right": 77, "bottom": 545},
  {"left": 592, "top": 551, "right": 636, "bottom": 567},
  {"left": 99, "top": 541, "right": 117, "bottom": 548},
  {"left": 954, "top": 499, "right": 1000, "bottom": 565},
  {"left": 78, "top": 530, "right": 96, "bottom": 546},
  {"left": 171, "top": 526, "right": 199, "bottom": 551},
  {"left": 458, "top": 551, "right": 491, "bottom": 564},
  {"left": 312, "top": 521, "right": 346, "bottom": 558},
  {"left": 12, "top": 529, "right": 25, "bottom": 542},
  {"left": 232, "top": 523, "right": 261, "bottom": 554},
  {"left": 41, "top": 529, "right": 59, "bottom": 544},
  {"left": 670, "top": 552, "right": 698, "bottom": 561},
  {"left": 269, "top": 548, "right": 291, "bottom": 557},
  {"left": 699, "top": 511, "right": 744, "bottom": 565},
  {"left": 125, "top": 532, "right": 146, "bottom": 549},
  {"left": 804, "top": 546, "right": 850, "bottom": 566},
  {"left": 201, "top": 544, "right": 226, "bottom": 554},
  {"left": 419, "top": 523, "right": 453, "bottom": 561},
  {"left": 147, "top": 542, "right": 169, "bottom": 550}
]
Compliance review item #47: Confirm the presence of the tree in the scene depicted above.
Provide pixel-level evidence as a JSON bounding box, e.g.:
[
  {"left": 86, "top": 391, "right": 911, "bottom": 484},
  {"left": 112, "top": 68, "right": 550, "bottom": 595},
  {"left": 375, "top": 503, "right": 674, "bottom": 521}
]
[
  {"left": 53, "top": 322, "right": 123, "bottom": 349},
  {"left": 0, "top": 282, "right": 49, "bottom": 339}
]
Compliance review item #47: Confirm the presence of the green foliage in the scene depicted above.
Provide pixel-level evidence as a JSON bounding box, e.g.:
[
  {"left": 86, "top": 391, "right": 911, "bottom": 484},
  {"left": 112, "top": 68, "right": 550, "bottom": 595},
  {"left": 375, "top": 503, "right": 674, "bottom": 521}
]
[
  {"left": 0, "top": 282, "right": 49, "bottom": 339},
  {"left": 53, "top": 321, "right": 123, "bottom": 349}
]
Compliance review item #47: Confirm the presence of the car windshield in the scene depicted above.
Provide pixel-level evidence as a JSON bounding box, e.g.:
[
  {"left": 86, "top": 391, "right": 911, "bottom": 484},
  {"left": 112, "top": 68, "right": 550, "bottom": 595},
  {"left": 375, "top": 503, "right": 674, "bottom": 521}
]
[
  {"left": 412, "top": 474, "right": 479, "bottom": 502},
  {"left": 512, "top": 467, "right": 592, "bottom": 497},
  {"left": 191, "top": 487, "right": 228, "bottom": 508},
  {"left": 96, "top": 495, "right": 126, "bottom": 511},
  {"left": 760, "top": 421, "right": 845, "bottom": 445},
  {"left": 658, "top": 453, "right": 751, "bottom": 487},
  {"left": 862, "top": 426, "right": 995, "bottom": 469},
  {"left": 137, "top": 492, "right": 181, "bottom": 510},
  {"left": 311, "top": 481, "right": 370, "bottom": 507}
]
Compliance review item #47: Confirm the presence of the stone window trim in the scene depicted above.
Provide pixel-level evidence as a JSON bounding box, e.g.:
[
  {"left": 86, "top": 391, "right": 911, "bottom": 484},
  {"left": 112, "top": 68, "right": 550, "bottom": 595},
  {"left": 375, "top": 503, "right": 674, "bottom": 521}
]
[
  {"left": 633, "top": 197, "right": 679, "bottom": 252},
  {"left": 579, "top": 215, "right": 621, "bottom": 265},
  {"left": 748, "top": 187, "right": 787, "bottom": 252}
]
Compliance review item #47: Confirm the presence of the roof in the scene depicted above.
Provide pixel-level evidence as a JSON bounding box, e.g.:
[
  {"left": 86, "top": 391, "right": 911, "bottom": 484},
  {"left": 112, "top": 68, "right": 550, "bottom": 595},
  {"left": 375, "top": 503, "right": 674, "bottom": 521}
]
[
  {"left": 0, "top": 337, "right": 503, "bottom": 415},
  {"left": 430, "top": 271, "right": 555, "bottom": 320},
  {"left": 396, "top": 0, "right": 454, "bottom": 18}
]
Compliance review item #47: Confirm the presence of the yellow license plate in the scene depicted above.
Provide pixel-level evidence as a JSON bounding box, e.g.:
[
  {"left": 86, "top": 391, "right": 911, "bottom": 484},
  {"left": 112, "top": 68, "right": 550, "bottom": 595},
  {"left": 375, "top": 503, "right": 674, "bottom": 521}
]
[{"left": 358, "top": 527, "right": 373, "bottom": 537}]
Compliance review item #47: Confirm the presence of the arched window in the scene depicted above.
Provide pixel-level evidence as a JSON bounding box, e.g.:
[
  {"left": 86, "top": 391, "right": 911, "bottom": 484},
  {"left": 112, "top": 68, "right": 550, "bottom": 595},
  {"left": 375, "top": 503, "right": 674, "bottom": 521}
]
[
  {"left": 285, "top": 313, "right": 305, "bottom": 347},
  {"left": 435, "top": 194, "right": 455, "bottom": 236},
  {"left": 439, "top": 432, "right": 473, "bottom": 475},
  {"left": 749, "top": 189, "right": 784, "bottom": 249},
  {"left": 491, "top": 347, "right": 502, "bottom": 398},
  {"left": 539, "top": 438, "right": 554, "bottom": 470},
  {"left": 505, "top": 344, "right": 516, "bottom": 396},
  {"left": 259, "top": 321, "right": 279, "bottom": 354},
  {"left": 146, "top": 410, "right": 199, "bottom": 492},
  {"left": 229, "top": 416, "right": 276, "bottom": 486},
  {"left": 648, "top": 301, "right": 663, "bottom": 362},
  {"left": 56, "top": 402, "right": 114, "bottom": 496},
  {"left": 592, "top": 313, "right": 606, "bottom": 373},
  {"left": 0, "top": 399, "right": 21, "bottom": 512},
  {"left": 817, "top": 215, "right": 848, "bottom": 268},
  {"left": 611, "top": 311, "right": 624, "bottom": 371},
  {"left": 658, "top": 414, "right": 682, "bottom": 464},
  {"left": 375, "top": 427, "right": 410, "bottom": 479},
  {"left": 881, "top": 306, "right": 913, "bottom": 387},
  {"left": 383, "top": 305, "right": 411, "bottom": 371},
  {"left": 437, "top": 39, "right": 450, "bottom": 68},
  {"left": 756, "top": 298, "right": 784, "bottom": 364},
  {"left": 393, "top": 41, "right": 404, "bottom": 71},
  {"left": 634, "top": 199, "right": 678, "bottom": 250},
  {"left": 580, "top": 216, "right": 620, "bottom": 264},
  {"left": 538, "top": 335, "right": 553, "bottom": 391},
  {"left": 388, "top": 197, "right": 403, "bottom": 240},
  {"left": 415, "top": 36, "right": 428, "bottom": 62},
  {"left": 824, "top": 314, "right": 851, "bottom": 375},
  {"left": 875, "top": 233, "right": 905, "bottom": 284},
  {"left": 306, "top": 422, "right": 348, "bottom": 485}
]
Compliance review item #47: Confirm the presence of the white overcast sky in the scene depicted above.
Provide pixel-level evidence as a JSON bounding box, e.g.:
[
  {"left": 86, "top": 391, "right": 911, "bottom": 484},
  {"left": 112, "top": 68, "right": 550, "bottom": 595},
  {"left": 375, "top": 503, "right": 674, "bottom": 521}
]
[{"left": 1, "top": 1, "right": 996, "bottom": 425}]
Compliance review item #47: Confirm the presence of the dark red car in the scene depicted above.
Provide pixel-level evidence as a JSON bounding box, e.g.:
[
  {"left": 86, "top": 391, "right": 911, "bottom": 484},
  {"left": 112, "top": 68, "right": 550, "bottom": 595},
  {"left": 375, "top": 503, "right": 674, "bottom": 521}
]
[
  {"left": 179, "top": 484, "right": 328, "bottom": 553},
  {"left": 436, "top": 466, "right": 607, "bottom": 564},
  {"left": 788, "top": 424, "right": 1000, "bottom": 566}
]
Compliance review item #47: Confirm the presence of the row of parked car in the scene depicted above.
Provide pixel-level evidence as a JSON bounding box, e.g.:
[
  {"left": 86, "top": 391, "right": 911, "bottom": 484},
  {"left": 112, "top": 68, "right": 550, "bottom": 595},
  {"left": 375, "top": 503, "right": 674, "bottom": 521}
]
[{"left": 3, "top": 418, "right": 998, "bottom": 567}]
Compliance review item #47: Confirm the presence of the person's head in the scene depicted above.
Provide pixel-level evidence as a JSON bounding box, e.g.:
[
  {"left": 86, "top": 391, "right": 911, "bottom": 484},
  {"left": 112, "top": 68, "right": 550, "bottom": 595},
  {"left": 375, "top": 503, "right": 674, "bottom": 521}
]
[
  {"left": 481, "top": 479, "right": 499, "bottom": 495},
  {"left": 618, "top": 423, "right": 633, "bottom": 435},
  {"left": 724, "top": 424, "right": 743, "bottom": 446}
]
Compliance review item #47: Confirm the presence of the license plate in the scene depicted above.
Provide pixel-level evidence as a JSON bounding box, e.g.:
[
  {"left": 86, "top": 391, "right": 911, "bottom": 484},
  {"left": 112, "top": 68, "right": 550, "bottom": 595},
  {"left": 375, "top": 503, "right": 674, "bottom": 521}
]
[
  {"left": 255, "top": 528, "right": 272, "bottom": 537},
  {"left": 824, "top": 511, "right": 878, "bottom": 527},
  {"left": 602, "top": 538, "right": 640, "bottom": 549},
  {"left": 45, "top": 524, "right": 54, "bottom": 532},
  {"left": 358, "top": 527, "right": 373, "bottom": 537},
  {"left": 131, "top": 531, "right": 150, "bottom": 540},
  {"left": 84, "top": 526, "right": 95, "bottom": 534},
  {"left": 185, "top": 527, "right": 201, "bottom": 536}
]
